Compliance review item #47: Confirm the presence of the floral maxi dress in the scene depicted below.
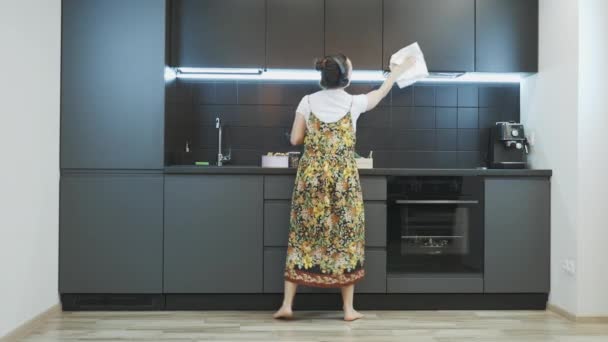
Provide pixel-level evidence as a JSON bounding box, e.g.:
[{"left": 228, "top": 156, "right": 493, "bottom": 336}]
[{"left": 284, "top": 103, "right": 365, "bottom": 288}]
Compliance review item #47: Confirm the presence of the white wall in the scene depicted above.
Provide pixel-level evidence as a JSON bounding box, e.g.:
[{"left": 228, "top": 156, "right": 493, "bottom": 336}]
[
  {"left": 577, "top": 0, "right": 608, "bottom": 316},
  {"left": 0, "top": 0, "right": 61, "bottom": 337},
  {"left": 521, "top": 0, "right": 581, "bottom": 314}
]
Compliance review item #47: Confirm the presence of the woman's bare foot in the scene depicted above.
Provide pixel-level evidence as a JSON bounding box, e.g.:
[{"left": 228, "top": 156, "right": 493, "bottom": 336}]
[
  {"left": 273, "top": 306, "right": 294, "bottom": 320},
  {"left": 343, "top": 309, "right": 364, "bottom": 322}
]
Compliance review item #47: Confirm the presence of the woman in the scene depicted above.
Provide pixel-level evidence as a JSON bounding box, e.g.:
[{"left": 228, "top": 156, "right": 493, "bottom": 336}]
[{"left": 274, "top": 54, "right": 415, "bottom": 321}]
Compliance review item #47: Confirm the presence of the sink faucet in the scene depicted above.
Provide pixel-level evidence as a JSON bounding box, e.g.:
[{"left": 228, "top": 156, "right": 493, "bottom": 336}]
[{"left": 215, "top": 117, "right": 231, "bottom": 166}]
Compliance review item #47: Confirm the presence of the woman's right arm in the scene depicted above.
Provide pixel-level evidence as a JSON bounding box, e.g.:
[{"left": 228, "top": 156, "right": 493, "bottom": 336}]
[{"left": 365, "top": 57, "right": 416, "bottom": 111}]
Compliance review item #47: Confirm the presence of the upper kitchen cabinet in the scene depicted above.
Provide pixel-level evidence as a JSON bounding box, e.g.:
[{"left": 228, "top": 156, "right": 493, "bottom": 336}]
[
  {"left": 170, "top": 0, "right": 266, "bottom": 68},
  {"left": 383, "top": 0, "right": 475, "bottom": 72},
  {"left": 476, "top": 0, "right": 539, "bottom": 72},
  {"left": 325, "top": 0, "right": 383, "bottom": 70},
  {"left": 266, "top": 0, "right": 324, "bottom": 69},
  {"left": 61, "top": 0, "right": 165, "bottom": 170}
]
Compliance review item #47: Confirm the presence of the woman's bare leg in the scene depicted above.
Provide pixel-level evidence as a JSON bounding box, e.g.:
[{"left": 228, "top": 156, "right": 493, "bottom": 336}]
[
  {"left": 341, "top": 284, "right": 364, "bottom": 321},
  {"left": 273, "top": 280, "right": 297, "bottom": 319}
]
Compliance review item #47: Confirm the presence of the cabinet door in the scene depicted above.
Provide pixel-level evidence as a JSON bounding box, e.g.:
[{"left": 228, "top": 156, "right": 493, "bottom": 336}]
[
  {"left": 383, "top": 0, "right": 475, "bottom": 72},
  {"left": 484, "top": 178, "right": 550, "bottom": 293},
  {"left": 59, "top": 172, "right": 164, "bottom": 293},
  {"left": 61, "top": 0, "right": 165, "bottom": 169},
  {"left": 171, "top": 0, "right": 266, "bottom": 68},
  {"left": 164, "top": 175, "right": 264, "bottom": 293},
  {"left": 476, "top": 0, "right": 539, "bottom": 72},
  {"left": 325, "top": 0, "right": 383, "bottom": 70},
  {"left": 266, "top": 0, "right": 324, "bottom": 69}
]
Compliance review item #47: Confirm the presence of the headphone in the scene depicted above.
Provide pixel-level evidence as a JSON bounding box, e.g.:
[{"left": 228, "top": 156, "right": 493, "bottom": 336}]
[{"left": 330, "top": 55, "right": 349, "bottom": 87}]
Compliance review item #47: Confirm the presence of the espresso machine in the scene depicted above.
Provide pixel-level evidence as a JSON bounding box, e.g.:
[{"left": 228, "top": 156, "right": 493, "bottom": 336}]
[{"left": 487, "top": 122, "right": 529, "bottom": 169}]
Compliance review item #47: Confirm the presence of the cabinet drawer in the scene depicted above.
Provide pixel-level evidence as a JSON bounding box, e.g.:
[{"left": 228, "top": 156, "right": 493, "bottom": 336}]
[
  {"left": 264, "top": 248, "right": 386, "bottom": 293},
  {"left": 387, "top": 273, "right": 483, "bottom": 293},
  {"left": 264, "top": 201, "right": 386, "bottom": 247},
  {"left": 264, "top": 176, "right": 296, "bottom": 200},
  {"left": 265, "top": 176, "right": 387, "bottom": 200}
]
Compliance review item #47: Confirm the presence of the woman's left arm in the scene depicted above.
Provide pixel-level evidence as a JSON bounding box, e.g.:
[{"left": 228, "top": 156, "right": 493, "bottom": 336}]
[{"left": 290, "top": 113, "right": 307, "bottom": 146}]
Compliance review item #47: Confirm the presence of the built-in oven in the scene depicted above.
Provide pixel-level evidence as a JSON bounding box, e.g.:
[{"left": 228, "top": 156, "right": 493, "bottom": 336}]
[{"left": 387, "top": 176, "right": 484, "bottom": 274}]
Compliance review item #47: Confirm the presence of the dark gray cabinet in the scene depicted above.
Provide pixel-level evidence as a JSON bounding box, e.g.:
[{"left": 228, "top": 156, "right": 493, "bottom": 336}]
[
  {"left": 484, "top": 178, "right": 550, "bottom": 293},
  {"left": 264, "top": 248, "right": 386, "bottom": 293},
  {"left": 164, "top": 175, "right": 264, "bottom": 293},
  {"left": 476, "top": 0, "right": 539, "bottom": 72},
  {"left": 61, "top": 0, "right": 165, "bottom": 169},
  {"left": 266, "top": 0, "right": 324, "bottom": 69},
  {"left": 383, "top": 0, "right": 475, "bottom": 72},
  {"left": 325, "top": 0, "right": 383, "bottom": 70},
  {"left": 170, "top": 0, "right": 266, "bottom": 68},
  {"left": 59, "top": 172, "right": 164, "bottom": 293}
]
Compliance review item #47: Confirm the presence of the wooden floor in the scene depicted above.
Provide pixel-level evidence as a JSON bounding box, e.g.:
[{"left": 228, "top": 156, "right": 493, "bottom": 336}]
[{"left": 19, "top": 310, "right": 608, "bottom": 342}]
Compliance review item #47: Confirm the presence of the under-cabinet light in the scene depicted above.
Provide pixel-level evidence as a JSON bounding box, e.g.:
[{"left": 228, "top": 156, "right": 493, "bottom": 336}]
[{"left": 172, "top": 67, "right": 527, "bottom": 84}]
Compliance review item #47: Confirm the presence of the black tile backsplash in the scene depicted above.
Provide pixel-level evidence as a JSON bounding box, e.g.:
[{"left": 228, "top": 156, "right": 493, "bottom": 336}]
[{"left": 165, "top": 81, "right": 520, "bottom": 168}]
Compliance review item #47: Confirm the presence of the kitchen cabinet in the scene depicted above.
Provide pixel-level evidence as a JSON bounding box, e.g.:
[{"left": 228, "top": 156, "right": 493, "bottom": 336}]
[
  {"left": 476, "top": 0, "right": 539, "bottom": 72},
  {"left": 266, "top": 0, "right": 324, "bottom": 69},
  {"left": 383, "top": 0, "right": 475, "bottom": 72},
  {"left": 164, "top": 175, "right": 264, "bottom": 293},
  {"left": 59, "top": 172, "right": 164, "bottom": 293},
  {"left": 484, "top": 178, "right": 550, "bottom": 293},
  {"left": 61, "top": 0, "right": 165, "bottom": 169},
  {"left": 170, "top": 0, "right": 266, "bottom": 68},
  {"left": 325, "top": 0, "right": 383, "bottom": 70}
]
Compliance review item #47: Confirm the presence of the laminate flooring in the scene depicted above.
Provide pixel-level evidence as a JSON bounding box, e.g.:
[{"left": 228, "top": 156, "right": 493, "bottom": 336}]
[{"left": 18, "top": 310, "right": 608, "bottom": 342}]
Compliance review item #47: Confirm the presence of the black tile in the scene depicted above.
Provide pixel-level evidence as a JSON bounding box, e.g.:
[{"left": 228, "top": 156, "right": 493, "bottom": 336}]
[
  {"left": 479, "top": 87, "right": 504, "bottom": 107},
  {"left": 167, "top": 80, "right": 195, "bottom": 104},
  {"left": 436, "top": 130, "right": 458, "bottom": 151},
  {"left": 360, "top": 150, "right": 391, "bottom": 167},
  {"left": 197, "top": 105, "right": 295, "bottom": 128},
  {"left": 194, "top": 82, "right": 217, "bottom": 104},
  {"left": 390, "top": 151, "right": 435, "bottom": 168},
  {"left": 457, "top": 129, "right": 480, "bottom": 151},
  {"left": 238, "top": 82, "right": 314, "bottom": 105},
  {"left": 413, "top": 86, "right": 436, "bottom": 106},
  {"left": 392, "top": 130, "right": 435, "bottom": 151},
  {"left": 390, "top": 107, "right": 412, "bottom": 127},
  {"left": 458, "top": 108, "right": 479, "bottom": 129},
  {"left": 392, "top": 86, "right": 413, "bottom": 106},
  {"left": 479, "top": 129, "right": 491, "bottom": 163},
  {"left": 478, "top": 107, "right": 501, "bottom": 129},
  {"left": 458, "top": 86, "right": 478, "bottom": 107},
  {"left": 406, "top": 107, "right": 435, "bottom": 129},
  {"left": 457, "top": 151, "right": 482, "bottom": 168},
  {"left": 356, "top": 127, "right": 392, "bottom": 150},
  {"left": 357, "top": 107, "right": 391, "bottom": 128},
  {"left": 436, "top": 107, "right": 458, "bottom": 128},
  {"left": 431, "top": 152, "right": 459, "bottom": 168},
  {"left": 436, "top": 86, "right": 458, "bottom": 107},
  {"left": 215, "top": 81, "right": 238, "bottom": 104}
]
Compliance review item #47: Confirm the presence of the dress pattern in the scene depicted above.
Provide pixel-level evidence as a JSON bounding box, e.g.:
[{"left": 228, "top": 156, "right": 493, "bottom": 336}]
[{"left": 284, "top": 108, "right": 365, "bottom": 288}]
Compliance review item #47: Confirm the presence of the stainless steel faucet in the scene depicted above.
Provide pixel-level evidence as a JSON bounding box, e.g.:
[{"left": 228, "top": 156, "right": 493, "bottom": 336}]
[{"left": 215, "top": 117, "right": 231, "bottom": 166}]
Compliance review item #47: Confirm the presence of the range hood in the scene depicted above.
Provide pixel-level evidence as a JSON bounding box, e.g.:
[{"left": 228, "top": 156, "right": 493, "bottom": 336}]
[{"left": 167, "top": 67, "right": 528, "bottom": 84}]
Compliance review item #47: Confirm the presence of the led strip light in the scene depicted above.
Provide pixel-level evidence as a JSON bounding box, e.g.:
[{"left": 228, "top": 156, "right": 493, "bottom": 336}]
[{"left": 166, "top": 67, "right": 527, "bottom": 84}]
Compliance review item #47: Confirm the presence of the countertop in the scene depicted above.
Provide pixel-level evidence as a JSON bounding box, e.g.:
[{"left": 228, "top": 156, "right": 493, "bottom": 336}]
[{"left": 165, "top": 165, "right": 552, "bottom": 177}]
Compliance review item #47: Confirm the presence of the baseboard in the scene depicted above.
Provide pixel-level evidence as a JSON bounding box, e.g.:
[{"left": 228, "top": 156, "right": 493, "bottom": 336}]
[
  {"left": 0, "top": 303, "right": 61, "bottom": 342},
  {"left": 548, "top": 303, "right": 608, "bottom": 323}
]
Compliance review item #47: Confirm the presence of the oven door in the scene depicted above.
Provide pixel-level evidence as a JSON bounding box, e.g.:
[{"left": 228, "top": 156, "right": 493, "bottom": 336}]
[{"left": 388, "top": 198, "right": 483, "bottom": 273}]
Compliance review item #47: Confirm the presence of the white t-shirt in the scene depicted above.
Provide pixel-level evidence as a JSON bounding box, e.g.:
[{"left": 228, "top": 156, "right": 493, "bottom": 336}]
[{"left": 295, "top": 89, "right": 369, "bottom": 132}]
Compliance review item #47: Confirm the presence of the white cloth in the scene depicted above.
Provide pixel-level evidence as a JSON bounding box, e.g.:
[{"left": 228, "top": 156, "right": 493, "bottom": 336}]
[
  {"left": 295, "top": 89, "right": 368, "bottom": 132},
  {"left": 390, "top": 42, "right": 430, "bottom": 88}
]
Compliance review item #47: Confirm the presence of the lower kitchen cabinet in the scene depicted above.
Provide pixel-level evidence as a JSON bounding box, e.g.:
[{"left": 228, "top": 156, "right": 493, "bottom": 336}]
[
  {"left": 59, "top": 172, "right": 164, "bottom": 293},
  {"left": 264, "top": 248, "right": 386, "bottom": 293},
  {"left": 484, "top": 177, "right": 550, "bottom": 293},
  {"left": 164, "top": 175, "right": 264, "bottom": 293}
]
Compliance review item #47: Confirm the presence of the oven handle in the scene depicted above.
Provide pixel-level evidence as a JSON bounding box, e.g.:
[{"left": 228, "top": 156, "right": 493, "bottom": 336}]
[{"left": 395, "top": 200, "right": 479, "bottom": 205}]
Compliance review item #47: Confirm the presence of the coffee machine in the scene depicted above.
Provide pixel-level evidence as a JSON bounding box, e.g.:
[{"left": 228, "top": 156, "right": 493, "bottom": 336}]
[{"left": 487, "top": 122, "right": 529, "bottom": 169}]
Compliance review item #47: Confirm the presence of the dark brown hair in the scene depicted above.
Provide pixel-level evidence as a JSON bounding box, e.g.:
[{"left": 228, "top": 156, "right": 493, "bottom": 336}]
[{"left": 315, "top": 53, "right": 349, "bottom": 89}]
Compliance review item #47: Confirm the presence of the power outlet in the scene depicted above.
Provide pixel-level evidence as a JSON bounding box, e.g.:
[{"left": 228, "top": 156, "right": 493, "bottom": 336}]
[{"left": 561, "top": 259, "right": 576, "bottom": 276}]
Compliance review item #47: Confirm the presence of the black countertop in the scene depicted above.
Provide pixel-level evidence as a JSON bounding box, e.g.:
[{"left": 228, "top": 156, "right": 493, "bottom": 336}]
[{"left": 165, "top": 166, "right": 552, "bottom": 177}]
